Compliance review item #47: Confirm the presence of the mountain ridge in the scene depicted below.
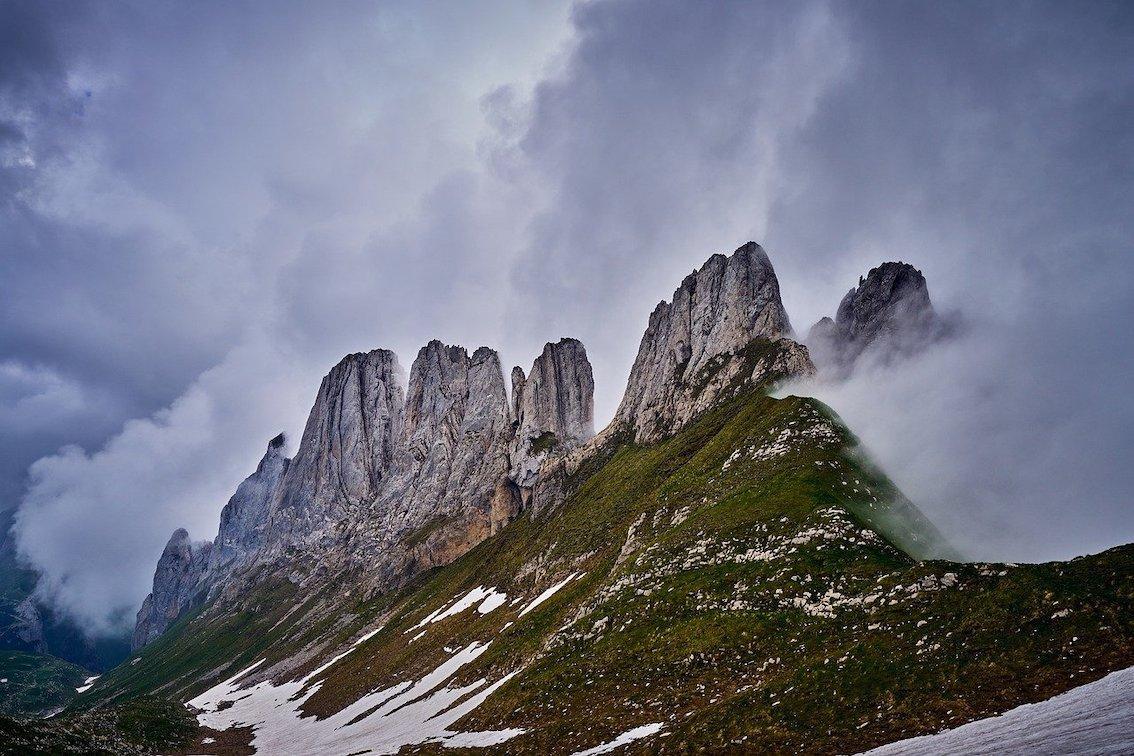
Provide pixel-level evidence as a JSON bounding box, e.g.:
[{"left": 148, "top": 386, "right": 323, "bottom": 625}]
[{"left": 60, "top": 241, "right": 1131, "bottom": 755}]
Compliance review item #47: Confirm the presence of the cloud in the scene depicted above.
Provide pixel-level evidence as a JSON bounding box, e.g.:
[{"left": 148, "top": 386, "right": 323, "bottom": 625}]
[
  {"left": 4, "top": 0, "right": 1133, "bottom": 634},
  {"left": 14, "top": 335, "right": 318, "bottom": 636},
  {"left": 3, "top": 0, "right": 573, "bottom": 634}
]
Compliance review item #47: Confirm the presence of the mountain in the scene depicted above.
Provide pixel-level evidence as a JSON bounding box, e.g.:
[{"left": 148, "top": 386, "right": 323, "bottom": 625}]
[
  {"left": 20, "top": 243, "right": 1132, "bottom": 754},
  {"left": 807, "top": 261, "right": 951, "bottom": 374}
]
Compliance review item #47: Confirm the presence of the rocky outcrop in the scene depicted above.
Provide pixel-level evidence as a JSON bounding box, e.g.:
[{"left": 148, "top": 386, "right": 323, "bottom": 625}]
[
  {"left": 509, "top": 338, "right": 595, "bottom": 488},
  {"left": 206, "top": 434, "right": 289, "bottom": 581},
  {"left": 266, "top": 349, "right": 404, "bottom": 550},
  {"left": 7, "top": 597, "right": 47, "bottom": 653},
  {"left": 807, "top": 262, "right": 948, "bottom": 374},
  {"left": 613, "top": 241, "right": 805, "bottom": 442},
  {"left": 383, "top": 342, "right": 512, "bottom": 525},
  {"left": 352, "top": 343, "right": 514, "bottom": 580},
  {"left": 132, "top": 240, "right": 815, "bottom": 647},
  {"left": 132, "top": 529, "right": 212, "bottom": 650}
]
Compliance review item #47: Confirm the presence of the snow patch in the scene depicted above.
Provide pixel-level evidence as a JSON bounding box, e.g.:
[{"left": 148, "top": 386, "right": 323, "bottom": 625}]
[
  {"left": 407, "top": 587, "right": 508, "bottom": 635},
  {"left": 75, "top": 675, "right": 100, "bottom": 693},
  {"left": 861, "top": 666, "right": 1134, "bottom": 755},
  {"left": 519, "top": 573, "right": 581, "bottom": 617},
  {"left": 187, "top": 642, "right": 523, "bottom": 755},
  {"left": 572, "top": 722, "right": 664, "bottom": 755}
]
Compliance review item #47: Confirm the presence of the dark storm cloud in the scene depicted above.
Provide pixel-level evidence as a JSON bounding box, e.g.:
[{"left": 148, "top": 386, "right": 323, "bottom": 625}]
[{"left": 3, "top": 0, "right": 1132, "bottom": 633}]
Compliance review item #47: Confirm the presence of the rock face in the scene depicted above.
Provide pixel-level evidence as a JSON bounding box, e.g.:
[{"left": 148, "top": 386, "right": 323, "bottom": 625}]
[
  {"left": 509, "top": 338, "right": 595, "bottom": 488},
  {"left": 132, "top": 529, "right": 212, "bottom": 650},
  {"left": 265, "top": 349, "right": 404, "bottom": 551},
  {"left": 132, "top": 240, "right": 812, "bottom": 647},
  {"left": 366, "top": 342, "right": 515, "bottom": 558},
  {"left": 614, "top": 241, "right": 807, "bottom": 442},
  {"left": 9, "top": 597, "right": 46, "bottom": 653},
  {"left": 206, "top": 434, "right": 289, "bottom": 581},
  {"left": 808, "top": 262, "right": 947, "bottom": 374}
]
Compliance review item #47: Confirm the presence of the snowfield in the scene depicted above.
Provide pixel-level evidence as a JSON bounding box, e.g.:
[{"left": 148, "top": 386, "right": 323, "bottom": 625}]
[
  {"left": 862, "top": 665, "right": 1134, "bottom": 755},
  {"left": 187, "top": 638, "right": 523, "bottom": 755}
]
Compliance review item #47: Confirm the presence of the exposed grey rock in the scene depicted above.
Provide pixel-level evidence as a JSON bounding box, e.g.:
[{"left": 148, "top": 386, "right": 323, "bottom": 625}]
[
  {"left": 205, "top": 433, "right": 290, "bottom": 583},
  {"left": 265, "top": 349, "right": 405, "bottom": 551},
  {"left": 132, "top": 242, "right": 815, "bottom": 646},
  {"left": 132, "top": 529, "right": 212, "bottom": 650},
  {"left": 509, "top": 338, "right": 595, "bottom": 488},
  {"left": 613, "top": 241, "right": 805, "bottom": 443},
  {"left": 384, "top": 342, "right": 512, "bottom": 523},
  {"left": 510, "top": 366, "right": 526, "bottom": 422},
  {"left": 807, "top": 262, "right": 948, "bottom": 374},
  {"left": 307, "top": 342, "right": 520, "bottom": 594},
  {"left": 9, "top": 597, "right": 47, "bottom": 653}
]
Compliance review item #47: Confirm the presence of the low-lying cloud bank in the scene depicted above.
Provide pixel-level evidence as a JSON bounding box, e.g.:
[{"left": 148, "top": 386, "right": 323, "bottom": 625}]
[{"left": 792, "top": 316, "right": 1134, "bottom": 562}]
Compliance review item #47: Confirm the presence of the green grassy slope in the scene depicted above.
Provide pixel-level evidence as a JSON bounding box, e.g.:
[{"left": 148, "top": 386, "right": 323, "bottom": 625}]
[
  {"left": 0, "top": 650, "right": 90, "bottom": 718},
  {"left": 82, "top": 349, "right": 1134, "bottom": 753},
  {"left": 0, "top": 696, "right": 197, "bottom": 755}
]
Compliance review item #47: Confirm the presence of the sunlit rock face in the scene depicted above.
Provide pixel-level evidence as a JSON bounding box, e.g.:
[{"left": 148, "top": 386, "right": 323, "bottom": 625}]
[
  {"left": 613, "top": 241, "right": 806, "bottom": 443},
  {"left": 808, "top": 262, "right": 949, "bottom": 375}
]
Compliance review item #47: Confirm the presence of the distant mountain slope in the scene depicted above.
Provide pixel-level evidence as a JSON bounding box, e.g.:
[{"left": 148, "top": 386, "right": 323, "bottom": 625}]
[
  {"left": 0, "top": 506, "right": 129, "bottom": 717},
  {"left": 0, "top": 650, "right": 90, "bottom": 718}
]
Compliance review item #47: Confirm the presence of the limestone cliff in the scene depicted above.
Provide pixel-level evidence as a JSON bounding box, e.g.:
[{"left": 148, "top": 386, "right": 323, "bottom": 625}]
[
  {"left": 613, "top": 241, "right": 807, "bottom": 442},
  {"left": 509, "top": 338, "right": 595, "bottom": 488},
  {"left": 265, "top": 349, "right": 404, "bottom": 551}
]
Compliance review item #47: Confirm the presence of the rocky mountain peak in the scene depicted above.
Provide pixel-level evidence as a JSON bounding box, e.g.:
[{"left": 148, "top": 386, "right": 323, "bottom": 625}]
[
  {"left": 613, "top": 241, "right": 809, "bottom": 442},
  {"left": 206, "top": 434, "right": 291, "bottom": 585},
  {"left": 509, "top": 338, "right": 595, "bottom": 488},
  {"left": 130, "top": 242, "right": 814, "bottom": 649},
  {"left": 808, "top": 261, "right": 947, "bottom": 373},
  {"left": 132, "top": 528, "right": 212, "bottom": 650},
  {"left": 266, "top": 349, "right": 404, "bottom": 547}
]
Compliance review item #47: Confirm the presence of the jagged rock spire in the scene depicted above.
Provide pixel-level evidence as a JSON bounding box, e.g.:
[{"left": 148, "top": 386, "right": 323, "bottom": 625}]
[
  {"left": 389, "top": 341, "right": 512, "bottom": 514},
  {"left": 207, "top": 434, "right": 290, "bottom": 579},
  {"left": 807, "top": 261, "right": 948, "bottom": 373},
  {"left": 132, "top": 528, "right": 212, "bottom": 650},
  {"left": 614, "top": 242, "right": 808, "bottom": 442},
  {"left": 509, "top": 338, "right": 595, "bottom": 488},
  {"left": 267, "top": 349, "right": 405, "bottom": 545}
]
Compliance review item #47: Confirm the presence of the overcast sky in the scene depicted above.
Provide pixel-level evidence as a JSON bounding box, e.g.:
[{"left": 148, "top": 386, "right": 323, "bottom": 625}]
[{"left": 2, "top": 0, "right": 1131, "bottom": 636}]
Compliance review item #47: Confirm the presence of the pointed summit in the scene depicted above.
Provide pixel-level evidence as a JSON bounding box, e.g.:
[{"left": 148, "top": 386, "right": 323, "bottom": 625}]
[
  {"left": 808, "top": 261, "right": 949, "bottom": 373},
  {"left": 132, "top": 528, "right": 212, "bottom": 650},
  {"left": 509, "top": 338, "right": 595, "bottom": 488},
  {"left": 614, "top": 242, "right": 810, "bottom": 442},
  {"left": 266, "top": 349, "right": 405, "bottom": 547}
]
